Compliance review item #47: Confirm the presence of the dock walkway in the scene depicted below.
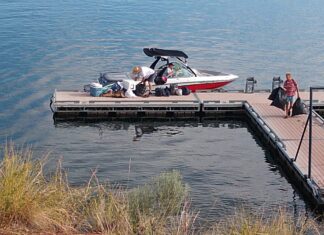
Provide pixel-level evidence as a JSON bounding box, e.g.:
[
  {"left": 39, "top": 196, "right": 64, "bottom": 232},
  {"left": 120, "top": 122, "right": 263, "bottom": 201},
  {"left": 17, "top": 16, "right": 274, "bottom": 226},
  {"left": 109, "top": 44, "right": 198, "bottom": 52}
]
[{"left": 52, "top": 90, "right": 324, "bottom": 206}]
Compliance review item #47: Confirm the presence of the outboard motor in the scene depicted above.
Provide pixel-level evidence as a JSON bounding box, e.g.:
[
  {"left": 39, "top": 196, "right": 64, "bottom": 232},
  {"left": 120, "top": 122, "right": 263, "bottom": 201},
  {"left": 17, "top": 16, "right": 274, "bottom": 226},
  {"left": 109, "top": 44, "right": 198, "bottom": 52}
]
[
  {"left": 98, "top": 73, "right": 114, "bottom": 87},
  {"left": 84, "top": 73, "right": 119, "bottom": 92}
]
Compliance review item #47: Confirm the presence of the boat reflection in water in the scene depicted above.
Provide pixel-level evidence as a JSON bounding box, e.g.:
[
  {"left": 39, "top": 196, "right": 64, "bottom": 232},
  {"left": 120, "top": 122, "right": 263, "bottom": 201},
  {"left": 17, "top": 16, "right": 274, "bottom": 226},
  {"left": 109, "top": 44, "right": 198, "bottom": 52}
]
[
  {"left": 133, "top": 125, "right": 158, "bottom": 141},
  {"left": 52, "top": 116, "right": 247, "bottom": 141}
]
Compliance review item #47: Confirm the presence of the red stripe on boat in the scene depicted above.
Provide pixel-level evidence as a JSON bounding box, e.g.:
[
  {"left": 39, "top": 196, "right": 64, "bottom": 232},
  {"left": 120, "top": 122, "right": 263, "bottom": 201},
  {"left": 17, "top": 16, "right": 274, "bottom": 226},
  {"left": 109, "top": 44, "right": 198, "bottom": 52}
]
[{"left": 178, "top": 81, "right": 232, "bottom": 92}]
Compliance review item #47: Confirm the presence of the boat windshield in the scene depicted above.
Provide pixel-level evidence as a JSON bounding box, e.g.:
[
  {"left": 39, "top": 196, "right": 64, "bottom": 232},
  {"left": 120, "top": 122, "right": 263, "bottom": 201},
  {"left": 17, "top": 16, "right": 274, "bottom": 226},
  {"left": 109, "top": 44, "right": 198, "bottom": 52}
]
[{"left": 172, "top": 62, "right": 195, "bottom": 78}]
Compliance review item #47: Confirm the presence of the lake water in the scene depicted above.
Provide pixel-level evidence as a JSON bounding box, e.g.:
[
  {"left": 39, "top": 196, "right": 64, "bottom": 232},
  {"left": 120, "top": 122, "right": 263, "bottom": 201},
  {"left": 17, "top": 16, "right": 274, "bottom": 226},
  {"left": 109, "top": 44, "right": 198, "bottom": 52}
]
[{"left": 1, "top": 0, "right": 324, "bottom": 222}]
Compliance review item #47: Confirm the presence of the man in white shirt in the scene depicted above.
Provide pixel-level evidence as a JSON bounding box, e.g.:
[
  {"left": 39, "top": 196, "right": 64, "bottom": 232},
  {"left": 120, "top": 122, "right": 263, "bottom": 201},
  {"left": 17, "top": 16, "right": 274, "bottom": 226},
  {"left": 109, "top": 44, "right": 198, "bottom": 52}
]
[
  {"left": 132, "top": 66, "right": 156, "bottom": 93},
  {"left": 166, "top": 63, "right": 174, "bottom": 78}
]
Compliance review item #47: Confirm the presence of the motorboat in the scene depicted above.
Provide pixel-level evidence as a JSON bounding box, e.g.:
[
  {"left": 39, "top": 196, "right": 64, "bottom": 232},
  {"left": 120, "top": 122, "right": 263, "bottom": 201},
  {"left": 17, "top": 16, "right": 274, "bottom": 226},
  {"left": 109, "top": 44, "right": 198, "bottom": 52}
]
[{"left": 96, "top": 48, "right": 238, "bottom": 92}]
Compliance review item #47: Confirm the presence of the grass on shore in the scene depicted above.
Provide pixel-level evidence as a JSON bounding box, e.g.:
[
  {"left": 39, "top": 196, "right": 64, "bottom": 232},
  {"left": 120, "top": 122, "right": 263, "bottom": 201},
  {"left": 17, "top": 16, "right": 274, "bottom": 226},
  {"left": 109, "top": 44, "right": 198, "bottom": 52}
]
[
  {"left": 0, "top": 144, "right": 322, "bottom": 234},
  {"left": 207, "top": 208, "right": 321, "bottom": 235},
  {"left": 0, "top": 145, "right": 191, "bottom": 234}
]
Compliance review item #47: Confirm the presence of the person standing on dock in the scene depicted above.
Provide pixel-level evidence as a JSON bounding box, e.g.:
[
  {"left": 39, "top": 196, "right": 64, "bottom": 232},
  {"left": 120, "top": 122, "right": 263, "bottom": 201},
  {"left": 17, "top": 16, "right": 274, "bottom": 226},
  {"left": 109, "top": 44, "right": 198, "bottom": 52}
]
[
  {"left": 283, "top": 72, "right": 299, "bottom": 118},
  {"left": 131, "top": 66, "right": 156, "bottom": 93}
]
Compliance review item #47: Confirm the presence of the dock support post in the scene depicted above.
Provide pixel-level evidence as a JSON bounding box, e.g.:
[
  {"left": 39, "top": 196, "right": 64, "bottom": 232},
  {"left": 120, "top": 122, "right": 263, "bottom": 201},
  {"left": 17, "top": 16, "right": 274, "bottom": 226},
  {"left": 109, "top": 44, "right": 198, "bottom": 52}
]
[
  {"left": 272, "top": 76, "right": 282, "bottom": 91},
  {"left": 245, "top": 77, "right": 256, "bottom": 93},
  {"left": 294, "top": 116, "right": 309, "bottom": 162},
  {"left": 308, "top": 87, "right": 313, "bottom": 179}
]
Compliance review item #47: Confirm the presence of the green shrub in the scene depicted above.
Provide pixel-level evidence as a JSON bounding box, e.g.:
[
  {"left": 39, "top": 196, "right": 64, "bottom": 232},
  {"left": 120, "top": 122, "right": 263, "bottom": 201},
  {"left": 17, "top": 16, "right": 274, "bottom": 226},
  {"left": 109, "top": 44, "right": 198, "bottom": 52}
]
[{"left": 128, "top": 170, "right": 189, "bottom": 233}]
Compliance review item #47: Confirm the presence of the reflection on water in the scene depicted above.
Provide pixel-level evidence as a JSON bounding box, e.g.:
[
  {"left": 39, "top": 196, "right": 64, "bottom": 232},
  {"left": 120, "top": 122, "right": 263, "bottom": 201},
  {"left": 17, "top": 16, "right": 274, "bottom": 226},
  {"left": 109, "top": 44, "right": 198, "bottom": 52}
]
[
  {"left": 48, "top": 118, "right": 311, "bottom": 221},
  {"left": 133, "top": 125, "right": 158, "bottom": 141}
]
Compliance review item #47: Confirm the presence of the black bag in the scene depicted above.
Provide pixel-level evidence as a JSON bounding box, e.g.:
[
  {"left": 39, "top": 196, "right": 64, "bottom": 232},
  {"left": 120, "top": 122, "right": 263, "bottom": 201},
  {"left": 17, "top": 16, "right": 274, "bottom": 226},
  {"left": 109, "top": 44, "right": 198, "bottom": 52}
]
[
  {"left": 154, "top": 75, "right": 168, "bottom": 85},
  {"left": 164, "top": 87, "right": 170, "bottom": 96},
  {"left": 155, "top": 87, "right": 170, "bottom": 97},
  {"left": 155, "top": 87, "right": 163, "bottom": 96},
  {"left": 154, "top": 67, "right": 167, "bottom": 85},
  {"left": 181, "top": 87, "right": 191, "bottom": 96},
  {"left": 292, "top": 97, "right": 307, "bottom": 116},
  {"left": 134, "top": 83, "right": 147, "bottom": 96},
  {"left": 268, "top": 87, "right": 280, "bottom": 101},
  {"left": 270, "top": 87, "right": 286, "bottom": 110}
]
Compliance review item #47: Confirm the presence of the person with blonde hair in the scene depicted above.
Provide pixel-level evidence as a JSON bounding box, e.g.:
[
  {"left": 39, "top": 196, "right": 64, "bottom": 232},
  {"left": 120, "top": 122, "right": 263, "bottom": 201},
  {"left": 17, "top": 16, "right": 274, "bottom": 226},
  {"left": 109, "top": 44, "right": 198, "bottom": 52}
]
[
  {"left": 131, "top": 66, "right": 156, "bottom": 93},
  {"left": 283, "top": 72, "right": 299, "bottom": 118}
]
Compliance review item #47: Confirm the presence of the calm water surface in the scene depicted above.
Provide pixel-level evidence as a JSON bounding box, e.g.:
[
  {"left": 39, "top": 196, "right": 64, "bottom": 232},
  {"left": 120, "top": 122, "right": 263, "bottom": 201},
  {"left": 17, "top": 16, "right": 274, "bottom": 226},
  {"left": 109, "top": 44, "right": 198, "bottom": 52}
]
[
  {"left": 1, "top": 0, "right": 324, "bottom": 221},
  {"left": 49, "top": 119, "right": 309, "bottom": 221}
]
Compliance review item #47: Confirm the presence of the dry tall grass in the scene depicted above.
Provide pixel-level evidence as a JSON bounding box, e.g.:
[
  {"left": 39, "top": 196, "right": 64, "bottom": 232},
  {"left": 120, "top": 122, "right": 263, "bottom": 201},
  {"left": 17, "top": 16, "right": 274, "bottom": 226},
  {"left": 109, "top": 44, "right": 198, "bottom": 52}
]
[
  {"left": 0, "top": 145, "right": 80, "bottom": 233},
  {"left": 0, "top": 145, "right": 322, "bottom": 235},
  {"left": 0, "top": 145, "right": 191, "bottom": 234},
  {"left": 205, "top": 208, "right": 321, "bottom": 235}
]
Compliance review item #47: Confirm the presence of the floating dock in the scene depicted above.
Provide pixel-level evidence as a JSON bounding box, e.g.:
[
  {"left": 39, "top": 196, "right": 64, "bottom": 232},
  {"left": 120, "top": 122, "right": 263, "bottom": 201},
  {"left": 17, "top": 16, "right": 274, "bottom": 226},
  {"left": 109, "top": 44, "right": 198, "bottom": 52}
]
[{"left": 51, "top": 89, "right": 324, "bottom": 207}]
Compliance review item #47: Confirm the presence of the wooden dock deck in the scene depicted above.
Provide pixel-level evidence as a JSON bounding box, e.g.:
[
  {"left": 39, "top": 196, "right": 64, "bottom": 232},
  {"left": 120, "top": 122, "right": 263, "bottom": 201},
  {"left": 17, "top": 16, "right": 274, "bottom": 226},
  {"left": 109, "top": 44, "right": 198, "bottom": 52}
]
[
  {"left": 52, "top": 90, "right": 324, "bottom": 116},
  {"left": 51, "top": 89, "right": 324, "bottom": 206},
  {"left": 52, "top": 90, "right": 201, "bottom": 116},
  {"left": 244, "top": 96, "right": 324, "bottom": 206}
]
